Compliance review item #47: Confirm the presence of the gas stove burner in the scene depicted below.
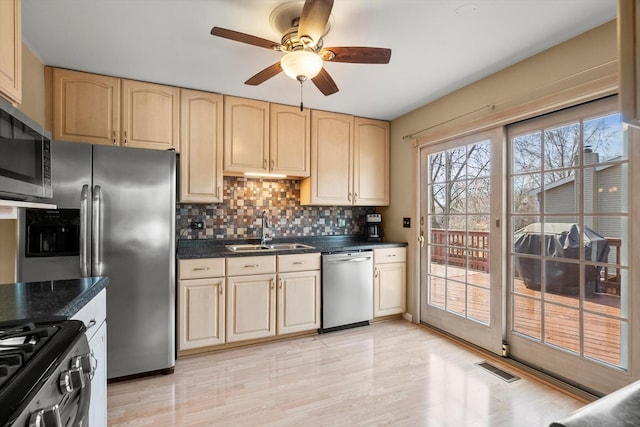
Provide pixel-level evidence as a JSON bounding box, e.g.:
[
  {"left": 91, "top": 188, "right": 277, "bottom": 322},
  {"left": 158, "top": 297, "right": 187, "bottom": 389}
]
[{"left": 0, "top": 322, "right": 60, "bottom": 389}]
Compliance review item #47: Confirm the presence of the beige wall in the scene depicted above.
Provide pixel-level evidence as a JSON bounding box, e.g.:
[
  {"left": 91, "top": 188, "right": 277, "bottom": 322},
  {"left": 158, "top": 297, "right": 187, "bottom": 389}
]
[{"left": 384, "top": 20, "right": 618, "bottom": 322}]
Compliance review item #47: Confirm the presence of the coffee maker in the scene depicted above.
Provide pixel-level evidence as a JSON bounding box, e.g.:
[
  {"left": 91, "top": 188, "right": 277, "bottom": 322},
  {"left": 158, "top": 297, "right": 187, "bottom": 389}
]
[{"left": 365, "top": 213, "right": 383, "bottom": 241}]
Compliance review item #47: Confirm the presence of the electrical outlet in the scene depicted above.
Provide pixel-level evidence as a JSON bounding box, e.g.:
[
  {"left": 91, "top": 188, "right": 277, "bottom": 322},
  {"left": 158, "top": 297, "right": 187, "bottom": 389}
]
[
  {"left": 337, "top": 218, "right": 346, "bottom": 227},
  {"left": 190, "top": 221, "right": 204, "bottom": 230},
  {"left": 403, "top": 218, "right": 411, "bottom": 228}
]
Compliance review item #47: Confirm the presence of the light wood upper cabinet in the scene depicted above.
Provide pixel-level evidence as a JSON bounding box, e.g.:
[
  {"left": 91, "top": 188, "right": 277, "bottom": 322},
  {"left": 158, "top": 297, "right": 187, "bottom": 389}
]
[
  {"left": 224, "top": 97, "right": 310, "bottom": 177},
  {"left": 48, "top": 68, "right": 121, "bottom": 146},
  {"left": 301, "top": 110, "right": 353, "bottom": 205},
  {"left": 47, "top": 67, "right": 179, "bottom": 151},
  {"left": 121, "top": 79, "right": 179, "bottom": 151},
  {"left": 301, "top": 111, "right": 390, "bottom": 206},
  {"left": 353, "top": 117, "right": 390, "bottom": 206},
  {"left": 270, "top": 103, "right": 310, "bottom": 177},
  {"left": 180, "top": 89, "right": 223, "bottom": 203},
  {"left": 619, "top": 0, "right": 640, "bottom": 127},
  {"left": 0, "top": 0, "right": 21, "bottom": 104},
  {"left": 224, "top": 96, "right": 270, "bottom": 174}
]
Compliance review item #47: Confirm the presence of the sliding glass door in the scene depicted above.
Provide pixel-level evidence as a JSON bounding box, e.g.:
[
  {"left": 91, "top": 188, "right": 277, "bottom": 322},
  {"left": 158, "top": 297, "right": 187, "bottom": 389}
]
[
  {"left": 506, "top": 96, "right": 633, "bottom": 393},
  {"left": 419, "top": 128, "right": 503, "bottom": 354}
]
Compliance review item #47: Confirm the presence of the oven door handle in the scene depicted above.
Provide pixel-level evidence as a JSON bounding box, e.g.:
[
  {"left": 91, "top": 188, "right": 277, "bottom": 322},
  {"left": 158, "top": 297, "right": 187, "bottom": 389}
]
[
  {"left": 80, "top": 185, "right": 91, "bottom": 278},
  {"left": 92, "top": 185, "right": 102, "bottom": 276}
]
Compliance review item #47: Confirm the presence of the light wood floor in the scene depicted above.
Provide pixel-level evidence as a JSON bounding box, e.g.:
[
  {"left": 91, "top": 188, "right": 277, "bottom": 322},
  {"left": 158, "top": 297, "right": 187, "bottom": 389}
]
[{"left": 107, "top": 320, "right": 585, "bottom": 426}]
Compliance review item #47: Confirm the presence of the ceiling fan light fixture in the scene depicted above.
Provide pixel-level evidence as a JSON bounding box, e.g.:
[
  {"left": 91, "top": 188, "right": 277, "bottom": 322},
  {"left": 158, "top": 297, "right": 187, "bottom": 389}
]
[{"left": 280, "top": 50, "right": 323, "bottom": 81}]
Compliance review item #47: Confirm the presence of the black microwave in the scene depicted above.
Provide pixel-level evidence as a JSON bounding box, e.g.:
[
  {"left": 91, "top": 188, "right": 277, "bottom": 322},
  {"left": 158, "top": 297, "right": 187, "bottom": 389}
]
[{"left": 0, "top": 96, "right": 52, "bottom": 201}]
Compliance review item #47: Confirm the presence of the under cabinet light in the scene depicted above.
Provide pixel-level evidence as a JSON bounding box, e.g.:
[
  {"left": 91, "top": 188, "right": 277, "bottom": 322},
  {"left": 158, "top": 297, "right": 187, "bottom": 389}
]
[{"left": 244, "top": 172, "right": 287, "bottom": 179}]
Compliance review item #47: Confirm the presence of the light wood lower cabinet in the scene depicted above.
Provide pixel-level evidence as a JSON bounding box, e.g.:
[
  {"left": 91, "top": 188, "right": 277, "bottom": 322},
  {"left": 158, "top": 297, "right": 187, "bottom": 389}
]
[
  {"left": 277, "top": 253, "right": 321, "bottom": 334},
  {"left": 178, "top": 253, "right": 321, "bottom": 353},
  {"left": 226, "top": 255, "right": 277, "bottom": 342},
  {"left": 373, "top": 248, "right": 406, "bottom": 317},
  {"left": 177, "top": 258, "right": 226, "bottom": 350}
]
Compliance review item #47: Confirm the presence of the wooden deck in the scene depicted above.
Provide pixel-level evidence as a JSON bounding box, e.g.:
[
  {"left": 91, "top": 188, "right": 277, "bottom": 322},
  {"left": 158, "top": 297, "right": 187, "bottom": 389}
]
[{"left": 428, "top": 264, "right": 622, "bottom": 366}]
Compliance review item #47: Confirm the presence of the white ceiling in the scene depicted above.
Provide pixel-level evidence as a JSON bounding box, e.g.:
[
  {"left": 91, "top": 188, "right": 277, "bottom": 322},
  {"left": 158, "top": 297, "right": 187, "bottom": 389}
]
[{"left": 22, "top": 0, "right": 617, "bottom": 121}]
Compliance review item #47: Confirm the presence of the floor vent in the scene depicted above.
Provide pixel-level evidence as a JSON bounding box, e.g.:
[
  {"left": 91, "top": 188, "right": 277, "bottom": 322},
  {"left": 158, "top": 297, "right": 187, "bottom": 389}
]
[{"left": 476, "top": 361, "right": 520, "bottom": 383}]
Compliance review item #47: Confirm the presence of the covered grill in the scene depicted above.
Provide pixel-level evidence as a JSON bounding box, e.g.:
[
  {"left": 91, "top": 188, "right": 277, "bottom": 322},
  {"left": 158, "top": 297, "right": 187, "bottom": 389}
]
[{"left": 513, "top": 223, "right": 610, "bottom": 297}]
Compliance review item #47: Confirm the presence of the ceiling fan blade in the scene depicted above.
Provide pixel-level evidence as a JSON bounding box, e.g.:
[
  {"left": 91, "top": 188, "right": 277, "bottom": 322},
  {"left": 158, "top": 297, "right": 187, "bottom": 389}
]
[
  {"left": 211, "top": 27, "right": 280, "bottom": 50},
  {"left": 298, "top": 0, "right": 334, "bottom": 47},
  {"left": 245, "top": 62, "right": 283, "bottom": 86},
  {"left": 322, "top": 47, "right": 392, "bottom": 64},
  {"left": 311, "top": 67, "right": 339, "bottom": 96}
]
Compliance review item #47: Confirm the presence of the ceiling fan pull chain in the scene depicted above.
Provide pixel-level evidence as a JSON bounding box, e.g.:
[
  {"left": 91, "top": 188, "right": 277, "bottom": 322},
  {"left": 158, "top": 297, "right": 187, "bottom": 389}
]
[{"left": 300, "top": 80, "right": 304, "bottom": 112}]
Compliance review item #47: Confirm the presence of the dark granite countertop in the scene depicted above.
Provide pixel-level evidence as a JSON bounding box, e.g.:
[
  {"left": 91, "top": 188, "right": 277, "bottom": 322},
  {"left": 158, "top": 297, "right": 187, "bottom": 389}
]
[
  {"left": 177, "top": 235, "right": 408, "bottom": 259},
  {"left": 0, "top": 276, "right": 109, "bottom": 323}
]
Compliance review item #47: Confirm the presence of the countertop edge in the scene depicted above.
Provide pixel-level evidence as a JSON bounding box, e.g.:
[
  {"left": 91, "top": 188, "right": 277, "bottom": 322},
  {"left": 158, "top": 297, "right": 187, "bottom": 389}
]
[
  {"left": 57, "top": 276, "right": 110, "bottom": 318},
  {"left": 176, "top": 239, "right": 408, "bottom": 260}
]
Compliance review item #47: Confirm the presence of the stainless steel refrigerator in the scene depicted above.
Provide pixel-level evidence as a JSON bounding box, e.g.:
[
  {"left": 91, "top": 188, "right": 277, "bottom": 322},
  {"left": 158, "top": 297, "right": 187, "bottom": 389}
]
[{"left": 17, "top": 140, "right": 176, "bottom": 379}]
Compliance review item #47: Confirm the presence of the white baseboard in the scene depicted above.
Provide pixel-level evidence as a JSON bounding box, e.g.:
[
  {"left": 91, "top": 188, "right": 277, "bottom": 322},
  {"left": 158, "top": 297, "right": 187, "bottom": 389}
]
[{"left": 402, "top": 312, "right": 413, "bottom": 322}]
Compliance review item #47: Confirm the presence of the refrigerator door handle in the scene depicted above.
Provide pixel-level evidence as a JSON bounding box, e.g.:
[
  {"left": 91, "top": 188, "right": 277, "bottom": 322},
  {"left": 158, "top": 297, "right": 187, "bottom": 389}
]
[
  {"left": 92, "top": 185, "right": 102, "bottom": 276},
  {"left": 80, "top": 185, "right": 91, "bottom": 277}
]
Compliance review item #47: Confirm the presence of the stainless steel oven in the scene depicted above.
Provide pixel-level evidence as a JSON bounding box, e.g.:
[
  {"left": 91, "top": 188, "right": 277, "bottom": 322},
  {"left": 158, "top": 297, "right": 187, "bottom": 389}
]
[
  {"left": 0, "top": 319, "right": 93, "bottom": 427},
  {"left": 0, "top": 96, "right": 52, "bottom": 201}
]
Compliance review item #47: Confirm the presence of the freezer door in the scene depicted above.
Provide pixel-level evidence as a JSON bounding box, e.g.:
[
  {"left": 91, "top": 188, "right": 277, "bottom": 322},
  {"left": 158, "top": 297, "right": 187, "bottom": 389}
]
[
  {"left": 17, "top": 141, "right": 92, "bottom": 282},
  {"left": 92, "top": 145, "right": 176, "bottom": 379}
]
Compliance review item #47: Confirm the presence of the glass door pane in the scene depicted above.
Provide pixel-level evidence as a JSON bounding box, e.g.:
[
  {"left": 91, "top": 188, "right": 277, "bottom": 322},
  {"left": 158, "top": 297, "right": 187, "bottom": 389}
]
[
  {"left": 507, "top": 96, "right": 632, "bottom": 393},
  {"left": 420, "top": 128, "right": 502, "bottom": 353}
]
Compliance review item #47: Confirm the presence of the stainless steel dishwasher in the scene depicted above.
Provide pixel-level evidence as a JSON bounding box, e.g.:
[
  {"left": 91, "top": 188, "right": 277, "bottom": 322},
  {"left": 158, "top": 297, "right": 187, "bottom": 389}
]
[{"left": 321, "top": 250, "right": 374, "bottom": 332}]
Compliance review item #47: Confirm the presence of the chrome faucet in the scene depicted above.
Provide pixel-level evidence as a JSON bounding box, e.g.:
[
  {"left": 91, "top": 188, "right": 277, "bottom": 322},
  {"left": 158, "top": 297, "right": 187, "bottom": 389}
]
[{"left": 260, "top": 210, "right": 272, "bottom": 246}]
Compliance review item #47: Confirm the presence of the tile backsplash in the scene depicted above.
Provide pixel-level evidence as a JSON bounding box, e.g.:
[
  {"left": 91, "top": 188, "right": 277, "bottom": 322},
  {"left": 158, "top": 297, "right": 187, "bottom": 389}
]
[{"left": 177, "top": 176, "right": 376, "bottom": 240}]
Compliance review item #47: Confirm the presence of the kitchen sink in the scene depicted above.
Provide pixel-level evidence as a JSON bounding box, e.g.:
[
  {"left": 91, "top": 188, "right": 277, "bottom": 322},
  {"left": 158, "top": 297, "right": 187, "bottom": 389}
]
[
  {"left": 225, "top": 243, "right": 315, "bottom": 252},
  {"left": 266, "top": 243, "right": 315, "bottom": 250}
]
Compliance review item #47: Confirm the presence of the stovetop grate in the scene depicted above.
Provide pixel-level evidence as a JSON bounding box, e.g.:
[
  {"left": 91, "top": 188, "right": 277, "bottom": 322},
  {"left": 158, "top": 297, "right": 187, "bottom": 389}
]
[{"left": 0, "top": 322, "right": 59, "bottom": 388}]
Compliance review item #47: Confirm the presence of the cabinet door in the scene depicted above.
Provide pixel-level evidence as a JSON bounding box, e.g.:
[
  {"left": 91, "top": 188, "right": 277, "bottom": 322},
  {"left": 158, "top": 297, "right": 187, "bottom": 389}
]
[
  {"left": 354, "top": 117, "right": 390, "bottom": 206},
  {"left": 49, "top": 68, "right": 121, "bottom": 145},
  {"left": 178, "top": 277, "right": 225, "bottom": 350},
  {"left": 270, "top": 103, "right": 310, "bottom": 177},
  {"left": 180, "top": 89, "right": 223, "bottom": 203},
  {"left": 226, "top": 274, "right": 276, "bottom": 342},
  {"left": 374, "top": 262, "right": 406, "bottom": 317},
  {"left": 88, "top": 322, "right": 107, "bottom": 427},
  {"left": 301, "top": 110, "right": 353, "bottom": 205},
  {"left": 0, "top": 0, "right": 21, "bottom": 103},
  {"left": 224, "top": 96, "right": 269, "bottom": 174},
  {"left": 121, "top": 79, "right": 180, "bottom": 151},
  {"left": 277, "top": 270, "right": 320, "bottom": 334}
]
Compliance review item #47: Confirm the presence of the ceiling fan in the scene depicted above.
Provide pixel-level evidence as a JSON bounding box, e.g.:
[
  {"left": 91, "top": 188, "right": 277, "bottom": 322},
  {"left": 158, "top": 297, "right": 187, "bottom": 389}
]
[{"left": 210, "top": 0, "right": 391, "bottom": 96}]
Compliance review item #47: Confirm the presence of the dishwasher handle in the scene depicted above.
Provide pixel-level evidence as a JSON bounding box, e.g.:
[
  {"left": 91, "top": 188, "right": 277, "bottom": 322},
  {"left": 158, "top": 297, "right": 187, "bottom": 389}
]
[
  {"left": 323, "top": 252, "right": 373, "bottom": 263},
  {"left": 329, "top": 257, "right": 372, "bottom": 263}
]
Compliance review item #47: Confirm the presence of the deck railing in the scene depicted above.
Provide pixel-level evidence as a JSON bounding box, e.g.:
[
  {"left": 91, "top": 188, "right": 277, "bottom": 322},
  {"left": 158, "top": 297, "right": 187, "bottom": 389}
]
[{"left": 430, "top": 228, "right": 621, "bottom": 294}]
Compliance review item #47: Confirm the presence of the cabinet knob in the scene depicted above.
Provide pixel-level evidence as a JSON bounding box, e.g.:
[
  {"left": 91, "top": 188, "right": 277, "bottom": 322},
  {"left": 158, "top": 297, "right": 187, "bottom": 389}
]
[
  {"left": 263, "top": 159, "right": 267, "bottom": 169},
  {"left": 112, "top": 130, "right": 117, "bottom": 145},
  {"left": 193, "top": 267, "right": 210, "bottom": 271},
  {"left": 123, "top": 130, "right": 128, "bottom": 145},
  {"left": 270, "top": 160, "right": 275, "bottom": 170},
  {"left": 244, "top": 264, "right": 259, "bottom": 268}
]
